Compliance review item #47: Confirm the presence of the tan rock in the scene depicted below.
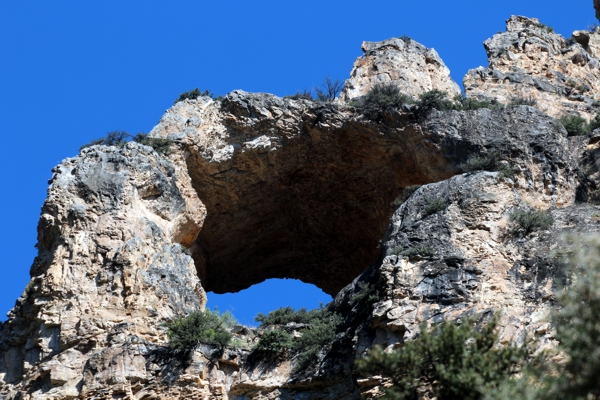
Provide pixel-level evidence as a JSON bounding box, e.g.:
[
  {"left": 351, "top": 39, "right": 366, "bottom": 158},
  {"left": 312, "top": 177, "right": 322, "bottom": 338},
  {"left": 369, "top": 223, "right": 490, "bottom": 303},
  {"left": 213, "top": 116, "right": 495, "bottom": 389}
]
[
  {"left": 339, "top": 37, "right": 461, "bottom": 103},
  {"left": 464, "top": 15, "right": 600, "bottom": 120}
]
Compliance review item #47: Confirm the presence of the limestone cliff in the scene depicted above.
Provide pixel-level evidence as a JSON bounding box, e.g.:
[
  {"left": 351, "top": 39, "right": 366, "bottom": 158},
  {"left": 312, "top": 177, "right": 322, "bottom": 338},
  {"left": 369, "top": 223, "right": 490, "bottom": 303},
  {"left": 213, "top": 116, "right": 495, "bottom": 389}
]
[
  {"left": 0, "top": 14, "right": 598, "bottom": 400},
  {"left": 464, "top": 15, "right": 600, "bottom": 121}
]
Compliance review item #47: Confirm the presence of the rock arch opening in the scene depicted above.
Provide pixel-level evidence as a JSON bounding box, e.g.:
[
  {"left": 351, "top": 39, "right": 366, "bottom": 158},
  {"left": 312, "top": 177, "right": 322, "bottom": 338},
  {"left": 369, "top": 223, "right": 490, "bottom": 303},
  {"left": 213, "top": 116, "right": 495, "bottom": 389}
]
[
  {"left": 206, "top": 278, "right": 332, "bottom": 326},
  {"left": 176, "top": 93, "right": 475, "bottom": 296}
]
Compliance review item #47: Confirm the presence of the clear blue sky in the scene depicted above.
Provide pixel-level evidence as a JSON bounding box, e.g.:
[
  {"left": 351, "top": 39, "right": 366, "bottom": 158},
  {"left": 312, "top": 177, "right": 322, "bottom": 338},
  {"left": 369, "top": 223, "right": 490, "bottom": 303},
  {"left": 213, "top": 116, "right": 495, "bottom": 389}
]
[{"left": 0, "top": 1, "right": 595, "bottom": 325}]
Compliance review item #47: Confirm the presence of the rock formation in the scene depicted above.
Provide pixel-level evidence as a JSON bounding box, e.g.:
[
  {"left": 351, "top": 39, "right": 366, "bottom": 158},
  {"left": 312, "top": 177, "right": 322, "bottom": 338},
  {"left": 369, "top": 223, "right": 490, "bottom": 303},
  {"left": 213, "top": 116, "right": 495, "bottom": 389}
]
[
  {"left": 1, "top": 13, "right": 599, "bottom": 400},
  {"left": 464, "top": 15, "right": 600, "bottom": 120},
  {"left": 338, "top": 37, "right": 461, "bottom": 103}
]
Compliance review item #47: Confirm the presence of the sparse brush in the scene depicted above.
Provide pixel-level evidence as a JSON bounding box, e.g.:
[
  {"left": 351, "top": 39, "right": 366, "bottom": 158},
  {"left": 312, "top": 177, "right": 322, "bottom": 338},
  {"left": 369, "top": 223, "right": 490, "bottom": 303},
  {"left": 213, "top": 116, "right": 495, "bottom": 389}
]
[
  {"left": 253, "top": 330, "right": 293, "bottom": 354},
  {"left": 423, "top": 196, "right": 450, "bottom": 216},
  {"left": 80, "top": 130, "right": 130, "bottom": 151},
  {"left": 133, "top": 133, "right": 174, "bottom": 156},
  {"left": 414, "top": 89, "right": 455, "bottom": 119},
  {"left": 174, "top": 88, "right": 215, "bottom": 104},
  {"left": 390, "top": 245, "right": 404, "bottom": 255},
  {"left": 350, "top": 282, "right": 379, "bottom": 304},
  {"left": 508, "top": 208, "right": 553, "bottom": 235},
  {"left": 459, "top": 97, "right": 503, "bottom": 111},
  {"left": 508, "top": 96, "right": 537, "bottom": 107},
  {"left": 497, "top": 164, "right": 515, "bottom": 179},
  {"left": 314, "top": 77, "right": 343, "bottom": 102},
  {"left": 400, "top": 243, "right": 436, "bottom": 258},
  {"left": 285, "top": 89, "right": 314, "bottom": 101},
  {"left": 360, "top": 83, "right": 413, "bottom": 109},
  {"left": 560, "top": 114, "right": 591, "bottom": 136},
  {"left": 165, "top": 309, "right": 236, "bottom": 350},
  {"left": 460, "top": 153, "right": 497, "bottom": 172}
]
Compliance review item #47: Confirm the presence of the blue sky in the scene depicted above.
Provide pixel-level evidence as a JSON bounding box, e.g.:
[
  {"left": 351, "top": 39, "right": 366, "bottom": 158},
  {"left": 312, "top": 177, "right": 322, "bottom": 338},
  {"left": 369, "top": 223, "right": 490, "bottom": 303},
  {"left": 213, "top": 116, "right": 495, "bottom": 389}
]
[{"left": 0, "top": 1, "right": 595, "bottom": 325}]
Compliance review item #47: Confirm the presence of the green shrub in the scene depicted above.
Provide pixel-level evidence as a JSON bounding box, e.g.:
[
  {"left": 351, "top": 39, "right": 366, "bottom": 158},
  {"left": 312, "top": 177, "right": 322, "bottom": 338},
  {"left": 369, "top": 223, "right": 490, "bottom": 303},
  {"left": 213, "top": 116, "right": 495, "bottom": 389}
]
[
  {"left": 391, "top": 185, "right": 422, "bottom": 207},
  {"left": 284, "top": 89, "right": 314, "bottom": 101},
  {"left": 460, "top": 97, "right": 496, "bottom": 110},
  {"left": 80, "top": 130, "right": 130, "bottom": 151},
  {"left": 508, "top": 96, "right": 537, "bottom": 107},
  {"left": 292, "top": 311, "right": 342, "bottom": 371},
  {"left": 489, "top": 235, "right": 600, "bottom": 400},
  {"left": 497, "top": 164, "right": 515, "bottom": 179},
  {"left": 414, "top": 89, "right": 455, "bottom": 119},
  {"left": 400, "top": 243, "right": 436, "bottom": 258},
  {"left": 509, "top": 208, "right": 553, "bottom": 235},
  {"left": 80, "top": 131, "right": 175, "bottom": 156},
  {"left": 423, "top": 196, "right": 450, "bottom": 216},
  {"left": 350, "top": 282, "right": 380, "bottom": 304},
  {"left": 255, "top": 306, "right": 322, "bottom": 327},
  {"left": 589, "top": 113, "right": 600, "bottom": 132},
  {"left": 253, "top": 306, "right": 343, "bottom": 372},
  {"left": 357, "top": 314, "right": 527, "bottom": 400},
  {"left": 546, "top": 235, "right": 600, "bottom": 399},
  {"left": 254, "top": 329, "right": 293, "bottom": 354},
  {"left": 174, "top": 88, "right": 214, "bottom": 104},
  {"left": 560, "top": 114, "right": 591, "bottom": 136},
  {"left": 133, "top": 133, "right": 174, "bottom": 156},
  {"left": 314, "top": 77, "right": 343, "bottom": 102},
  {"left": 165, "top": 309, "right": 235, "bottom": 350},
  {"left": 360, "top": 83, "right": 413, "bottom": 109},
  {"left": 452, "top": 96, "right": 503, "bottom": 111},
  {"left": 390, "top": 245, "right": 404, "bottom": 255},
  {"left": 460, "top": 153, "right": 497, "bottom": 172}
]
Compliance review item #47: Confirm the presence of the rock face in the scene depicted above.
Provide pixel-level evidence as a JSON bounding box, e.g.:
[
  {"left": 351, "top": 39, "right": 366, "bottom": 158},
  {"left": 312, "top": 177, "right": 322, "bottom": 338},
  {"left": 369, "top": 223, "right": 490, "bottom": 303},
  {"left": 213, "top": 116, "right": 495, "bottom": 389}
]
[
  {"left": 464, "top": 16, "right": 600, "bottom": 121},
  {"left": 151, "top": 94, "right": 576, "bottom": 297},
  {"left": 0, "top": 15, "right": 599, "bottom": 399},
  {"left": 339, "top": 37, "right": 461, "bottom": 103},
  {"left": 0, "top": 144, "right": 206, "bottom": 398}
]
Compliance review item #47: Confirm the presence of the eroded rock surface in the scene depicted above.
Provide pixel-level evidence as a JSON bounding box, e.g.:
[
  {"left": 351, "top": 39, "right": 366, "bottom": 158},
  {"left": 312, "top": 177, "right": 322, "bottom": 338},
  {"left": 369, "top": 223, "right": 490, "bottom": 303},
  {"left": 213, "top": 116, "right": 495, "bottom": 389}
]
[
  {"left": 0, "top": 144, "right": 206, "bottom": 398},
  {"left": 149, "top": 93, "right": 576, "bottom": 297},
  {"left": 333, "top": 172, "right": 600, "bottom": 397},
  {"left": 464, "top": 15, "right": 600, "bottom": 120},
  {"left": 339, "top": 37, "right": 461, "bottom": 103},
  {"left": 0, "top": 14, "right": 598, "bottom": 399}
]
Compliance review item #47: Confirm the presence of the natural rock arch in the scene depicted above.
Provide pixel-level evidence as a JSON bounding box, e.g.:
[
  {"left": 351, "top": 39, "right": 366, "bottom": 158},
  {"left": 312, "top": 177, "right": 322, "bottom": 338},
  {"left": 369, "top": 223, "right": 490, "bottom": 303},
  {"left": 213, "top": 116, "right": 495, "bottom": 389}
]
[{"left": 152, "top": 92, "right": 575, "bottom": 296}]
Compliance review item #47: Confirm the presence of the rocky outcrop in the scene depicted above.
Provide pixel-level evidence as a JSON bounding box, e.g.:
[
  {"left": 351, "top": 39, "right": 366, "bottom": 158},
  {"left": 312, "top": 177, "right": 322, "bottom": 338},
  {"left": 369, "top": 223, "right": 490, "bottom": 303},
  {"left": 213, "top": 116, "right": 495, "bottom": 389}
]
[
  {"left": 0, "top": 15, "right": 598, "bottom": 399},
  {"left": 338, "top": 37, "right": 461, "bottom": 103},
  {"left": 464, "top": 15, "right": 600, "bottom": 121},
  {"left": 334, "top": 171, "right": 600, "bottom": 397},
  {"left": 0, "top": 144, "right": 206, "bottom": 398}
]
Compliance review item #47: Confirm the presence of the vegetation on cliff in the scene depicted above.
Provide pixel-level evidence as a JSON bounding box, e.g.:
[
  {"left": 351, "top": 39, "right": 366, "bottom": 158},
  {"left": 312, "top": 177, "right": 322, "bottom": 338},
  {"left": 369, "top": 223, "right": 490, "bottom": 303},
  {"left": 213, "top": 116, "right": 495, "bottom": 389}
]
[
  {"left": 166, "top": 309, "right": 236, "bottom": 349},
  {"left": 360, "top": 235, "right": 600, "bottom": 400},
  {"left": 80, "top": 130, "right": 174, "bottom": 155},
  {"left": 357, "top": 315, "right": 526, "bottom": 400},
  {"left": 253, "top": 306, "right": 343, "bottom": 371}
]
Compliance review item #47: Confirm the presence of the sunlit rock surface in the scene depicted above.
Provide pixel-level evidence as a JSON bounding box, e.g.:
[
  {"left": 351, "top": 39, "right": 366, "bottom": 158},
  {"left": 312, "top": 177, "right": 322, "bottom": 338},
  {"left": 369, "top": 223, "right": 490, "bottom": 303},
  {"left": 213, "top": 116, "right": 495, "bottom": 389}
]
[
  {"left": 464, "top": 15, "right": 600, "bottom": 120},
  {"left": 338, "top": 37, "right": 461, "bottom": 103},
  {"left": 0, "top": 17, "right": 599, "bottom": 399}
]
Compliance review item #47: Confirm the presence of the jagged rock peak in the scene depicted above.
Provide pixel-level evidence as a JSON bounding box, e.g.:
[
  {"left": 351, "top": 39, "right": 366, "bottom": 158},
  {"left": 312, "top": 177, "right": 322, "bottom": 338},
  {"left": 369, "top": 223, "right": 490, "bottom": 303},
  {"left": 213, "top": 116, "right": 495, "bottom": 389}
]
[
  {"left": 338, "top": 36, "right": 461, "bottom": 103},
  {"left": 464, "top": 15, "right": 600, "bottom": 120}
]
